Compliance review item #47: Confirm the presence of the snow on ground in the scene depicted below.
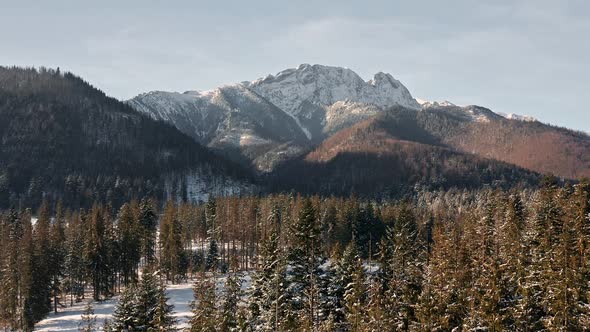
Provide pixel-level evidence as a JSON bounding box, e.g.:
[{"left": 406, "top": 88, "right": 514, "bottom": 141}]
[
  {"left": 35, "top": 273, "right": 252, "bottom": 332},
  {"left": 34, "top": 296, "right": 120, "bottom": 332}
]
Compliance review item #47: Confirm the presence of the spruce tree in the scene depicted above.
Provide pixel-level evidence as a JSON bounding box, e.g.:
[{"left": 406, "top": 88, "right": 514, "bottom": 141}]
[
  {"left": 387, "top": 204, "right": 422, "bottom": 330},
  {"left": 139, "top": 198, "right": 158, "bottom": 264},
  {"left": 84, "top": 204, "right": 111, "bottom": 300},
  {"left": 220, "top": 257, "right": 242, "bottom": 331},
  {"left": 149, "top": 279, "right": 176, "bottom": 332},
  {"left": 189, "top": 273, "right": 217, "bottom": 332},
  {"left": 112, "top": 285, "right": 138, "bottom": 331},
  {"left": 49, "top": 202, "right": 66, "bottom": 314},
  {"left": 135, "top": 269, "right": 161, "bottom": 329},
  {"left": 329, "top": 241, "right": 359, "bottom": 327},
  {"left": 117, "top": 203, "right": 141, "bottom": 285},
  {"left": 78, "top": 302, "right": 96, "bottom": 332},
  {"left": 160, "top": 201, "right": 184, "bottom": 282},
  {"left": 287, "top": 197, "right": 323, "bottom": 328},
  {"left": 30, "top": 200, "right": 53, "bottom": 321},
  {"left": 344, "top": 255, "right": 367, "bottom": 331}
]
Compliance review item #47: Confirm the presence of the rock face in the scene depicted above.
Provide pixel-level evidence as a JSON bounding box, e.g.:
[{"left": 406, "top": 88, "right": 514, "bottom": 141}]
[
  {"left": 247, "top": 64, "right": 420, "bottom": 141},
  {"left": 128, "top": 64, "right": 420, "bottom": 171}
]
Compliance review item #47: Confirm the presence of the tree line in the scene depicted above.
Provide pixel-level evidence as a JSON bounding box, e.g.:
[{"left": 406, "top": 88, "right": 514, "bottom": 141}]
[{"left": 0, "top": 176, "right": 589, "bottom": 331}]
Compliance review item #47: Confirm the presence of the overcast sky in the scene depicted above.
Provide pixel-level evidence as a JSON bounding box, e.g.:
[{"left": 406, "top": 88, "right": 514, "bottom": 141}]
[{"left": 1, "top": 0, "right": 588, "bottom": 132}]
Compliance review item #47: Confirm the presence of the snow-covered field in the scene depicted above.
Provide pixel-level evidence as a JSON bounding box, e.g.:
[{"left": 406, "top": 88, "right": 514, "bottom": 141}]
[{"left": 34, "top": 274, "right": 252, "bottom": 332}]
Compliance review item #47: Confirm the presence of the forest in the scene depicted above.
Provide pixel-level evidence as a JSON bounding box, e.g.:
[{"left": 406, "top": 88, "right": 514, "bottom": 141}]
[{"left": 0, "top": 175, "right": 589, "bottom": 331}]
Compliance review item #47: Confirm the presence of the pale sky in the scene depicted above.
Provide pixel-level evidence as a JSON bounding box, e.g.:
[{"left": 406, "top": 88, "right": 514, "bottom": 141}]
[{"left": 1, "top": 0, "right": 588, "bottom": 132}]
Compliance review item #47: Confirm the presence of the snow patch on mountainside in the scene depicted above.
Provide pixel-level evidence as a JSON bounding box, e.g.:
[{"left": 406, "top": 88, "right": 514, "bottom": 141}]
[
  {"left": 420, "top": 100, "right": 502, "bottom": 123},
  {"left": 324, "top": 100, "right": 381, "bottom": 135},
  {"left": 417, "top": 98, "right": 456, "bottom": 108},
  {"left": 497, "top": 112, "right": 537, "bottom": 122}
]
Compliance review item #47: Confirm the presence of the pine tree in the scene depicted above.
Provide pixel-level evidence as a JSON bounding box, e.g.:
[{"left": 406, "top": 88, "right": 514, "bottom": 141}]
[
  {"left": 0, "top": 209, "right": 35, "bottom": 330},
  {"left": 329, "top": 241, "right": 359, "bottom": 327},
  {"left": 49, "top": 202, "right": 66, "bottom": 314},
  {"left": 139, "top": 198, "right": 158, "bottom": 264},
  {"left": 494, "top": 192, "right": 527, "bottom": 329},
  {"left": 205, "top": 197, "right": 219, "bottom": 272},
  {"left": 149, "top": 279, "right": 176, "bottom": 332},
  {"left": 112, "top": 285, "right": 138, "bottom": 331},
  {"left": 344, "top": 255, "right": 367, "bottom": 331},
  {"left": 571, "top": 180, "right": 590, "bottom": 328},
  {"left": 135, "top": 269, "right": 161, "bottom": 330},
  {"left": 117, "top": 203, "right": 141, "bottom": 285},
  {"left": 30, "top": 200, "right": 53, "bottom": 321},
  {"left": 220, "top": 257, "right": 242, "bottom": 331},
  {"left": 249, "top": 229, "right": 279, "bottom": 327},
  {"left": 271, "top": 255, "right": 299, "bottom": 332},
  {"left": 464, "top": 196, "right": 505, "bottom": 331},
  {"left": 205, "top": 239, "right": 219, "bottom": 272},
  {"left": 64, "top": 210, "right": 86, "bottom": 305},
  {"left": 387, "top": 204, "right": 422, "bottom": 330},
  {"left": 366, "top": 277, "right": 390, "bottom": 330},
  {"left": 515, "top": 180, "right": 556, "bottom": 330},
  {"left": 415, "top": 223, "right": 464, "bottom": 331},
  {"left": 84, "top": 204, "right": 112, "bottom": 300},
  {"left": 78, "top": 301, "right": 96, "bottom": 332},
  {"left": 189, "top": 273, "right": 217, "bottom": 332},
  {"left": 160, "top": 201, "right": 185, "bottom": 282},
  {"left": 287, "top": 197, "right": 323, "bottom": 329}
]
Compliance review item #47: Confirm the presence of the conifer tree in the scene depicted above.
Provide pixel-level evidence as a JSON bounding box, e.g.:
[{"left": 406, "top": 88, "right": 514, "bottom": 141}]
[
  {"left": 388, "top": 204, "right": 422, "bottom": 330},
  {"left": 117, "top": 203, "right": 141, "bottom": 285},
  {"left": 249, "top": 229, "right": 278, "bottom": 325},
  {"left": 344, "top": 255, "right": 367, "bottom": 331},
  {"left": 30, "top": 200, "right": 53, "bottom": 321},
  {"left": 220, "top": 256, "right": 242, "bottom": 331},
  {"left": 49, "top": 202, "right": 66, "bottom": 314},
  {"left": 329, "top": 241, "right": 359, "bottom": 327},
  {"left": 160, "top": 201, "right": 184, "bottom": 282},
  {"left": 499, "top": 192, "right": 526, "bottom": 329},
  {"left": 205, "top": 197, "right": 219, "bottom": 272},
  {"left": 149, "top": 279, "right": 176, "bottom": 332},
  {"left": 78, "top": 302, "right": 96, "bottom": 332},
  {"left": 64, "top": 210, "right": 86, "bottom": 305},
  {"left": 84, "top": 204, "right": 112, "bottom": 300},
  {"left": 570, "top": 180, "right": 590, "bottom": 328},
  {"left": 139, "top": 198, "right": 158, "bottom": 264},
  {"left": 112, "top": 285, "right": 137, "bottom": 331},
  {"left": 189, "top": 273, "right": 217, "bottom": 332},
  {"left": 288, "top": 197, "right": 323, "bottom": 328},
  {"left": 135, "top": 269, "right": 161, "bottom": 329}
]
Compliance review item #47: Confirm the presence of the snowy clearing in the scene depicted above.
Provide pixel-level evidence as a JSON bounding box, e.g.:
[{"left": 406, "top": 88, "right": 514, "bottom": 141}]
[{"left": 34, "top": 274, "right": 252, "bottom": 332}]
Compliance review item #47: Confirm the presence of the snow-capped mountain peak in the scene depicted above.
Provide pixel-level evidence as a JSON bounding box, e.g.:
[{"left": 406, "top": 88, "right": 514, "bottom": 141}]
[
  {"left": 129, "top": 64, "right": 422, "bottom": 170},
  {"left": 248, "top": 64, "right": 419, "bottom": 115}
]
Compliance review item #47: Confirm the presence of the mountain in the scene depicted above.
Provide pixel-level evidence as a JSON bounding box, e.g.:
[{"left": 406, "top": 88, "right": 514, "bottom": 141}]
[
  {"left": 129, "top": 85, "right": 310, "bottom": 172},
  {"left": 267, "top": 106, "right": 542, "bottom": 196},
  {"left": 0, "top": 66, "right": 253, "bottom": 209},
  {"left": 130, "top": 64, "right": 590, "bottom": 185},
  {"left": 409, "top": 102, "right": 590, "bottom": 179},
  {"left": 246, "top": 64, "right": 420, "bottom": 140},
  {"left": 129, "top": 64, "right": 419, "bottom": 171}
]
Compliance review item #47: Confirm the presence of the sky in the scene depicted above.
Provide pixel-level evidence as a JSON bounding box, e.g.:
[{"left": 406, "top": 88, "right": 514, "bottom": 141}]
[{"left": 0, "top": 0, "right": 588, "bottom": 132}]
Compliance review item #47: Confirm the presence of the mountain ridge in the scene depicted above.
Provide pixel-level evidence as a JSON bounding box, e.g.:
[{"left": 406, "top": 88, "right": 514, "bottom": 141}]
[
  {"left": 128, "top": 64, "right": 590, "bottom": 182},
  {"left": 128, "top": 64, "right": 421, "bottom": 171}
]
